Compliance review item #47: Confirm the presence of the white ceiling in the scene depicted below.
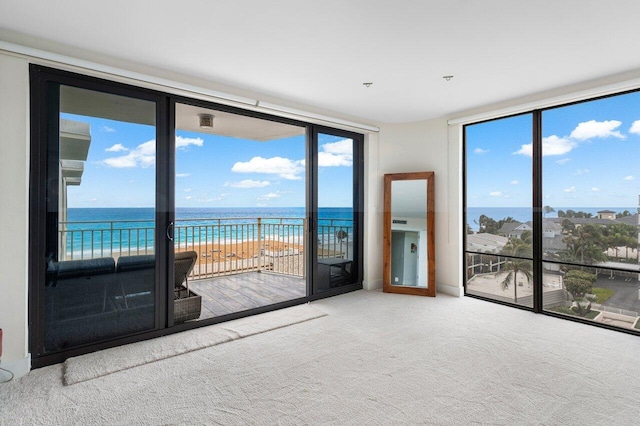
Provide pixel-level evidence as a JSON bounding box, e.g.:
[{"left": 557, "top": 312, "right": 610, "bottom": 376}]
[{"left": 2, "top": 0, "right": 640, "bottom": 124}]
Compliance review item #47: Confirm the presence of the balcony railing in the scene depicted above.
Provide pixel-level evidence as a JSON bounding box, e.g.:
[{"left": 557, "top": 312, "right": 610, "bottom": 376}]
[{"left": 58, "top": 217, "right": 353, "bottom": 280}]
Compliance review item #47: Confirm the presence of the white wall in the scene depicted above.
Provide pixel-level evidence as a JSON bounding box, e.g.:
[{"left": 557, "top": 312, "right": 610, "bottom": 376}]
[
  {"left": 364, "top": 119, "right": 464, "bottom": 297},
  {"left": 0, "top": 52, "right": 30, "bottom": 376}
]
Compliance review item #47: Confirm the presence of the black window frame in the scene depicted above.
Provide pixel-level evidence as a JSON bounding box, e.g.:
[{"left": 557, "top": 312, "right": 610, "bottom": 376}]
[{"left": 462, "top": 89, "right": 640, "bottom": 337}]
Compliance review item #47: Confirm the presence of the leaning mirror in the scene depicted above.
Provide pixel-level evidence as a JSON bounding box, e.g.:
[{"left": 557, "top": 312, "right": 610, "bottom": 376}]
[{"left": 383, "top": 172, "right": 435, "bottom": 296}]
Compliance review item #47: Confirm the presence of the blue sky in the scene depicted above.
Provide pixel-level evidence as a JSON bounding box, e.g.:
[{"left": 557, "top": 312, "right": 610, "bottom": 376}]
[
  {"left": 63, "top": 113, "right": 353, "bottom": 208},
  {"left": 466, "top": 90, "right": 640, "bottom": 209}
]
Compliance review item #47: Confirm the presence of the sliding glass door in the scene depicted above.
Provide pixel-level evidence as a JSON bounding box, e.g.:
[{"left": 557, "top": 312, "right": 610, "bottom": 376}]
[
  {"left": 31, "top": 68, "right": 167, "bottom": 355},
  {"left": 172, "top": 101, "right": 308, "bottom": 321},
  {"left": 30, "top": 66, "right": 364, "bottom": 366}
]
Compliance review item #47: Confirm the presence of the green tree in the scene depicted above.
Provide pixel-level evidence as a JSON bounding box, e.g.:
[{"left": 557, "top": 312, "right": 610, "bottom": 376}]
[
  {"left": 498, "top": 238, "right": 533, "bottom": 303},
  {"left": 520, "top": 230, "right": 533, "bottom": 245},
  {"left": 558, "top": 210, "right": 593, "bottom": 219},
  {"left": 560, "top": 218, "right": 575, "bottom": 232},
  {"left": 543, "top": 205, "right": 555, "bottom": 217},
  {"left": 501, "top": 259, "right": 533, "bottom": 304},
  {"left": 477, "top": 215, "right": 518, "bottom": 235},
  {"left": 564, "top": 270, "right": 597, "bottom": 316},
  {"left": 560, "top": 224, "right": 607, "bottom": 265},
  {"left": 602, "top": 223, "right": 638, "bottom": 260}
]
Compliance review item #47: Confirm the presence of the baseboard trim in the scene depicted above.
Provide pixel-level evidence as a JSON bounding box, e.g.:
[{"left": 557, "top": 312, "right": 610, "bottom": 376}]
[
  {"left": 0, "top": 353, "right": 31, "bottom": 379},
  {"left": 363, "top": 278, "right": 383, "bottom": 291},
  {"left": 438, "top": 283, "right": 463, "bottom": 297}
]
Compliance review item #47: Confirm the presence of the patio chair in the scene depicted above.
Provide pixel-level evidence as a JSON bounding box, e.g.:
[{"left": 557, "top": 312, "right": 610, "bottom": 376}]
[
  {"left": 174, "top": 251, "right": 200, "bottom": 323},
  {"left": 174, "top": 251, "right": 197, "bottom": 292}
]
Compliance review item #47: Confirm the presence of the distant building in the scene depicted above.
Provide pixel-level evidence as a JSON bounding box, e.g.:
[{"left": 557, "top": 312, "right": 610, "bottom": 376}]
[
  {"left": 497, "top": 221, "right": 532, "bottom": 239},
  {"left": 597, "top": 210, "right": 616, "bottom": 220},
  {"left": 467, "top": 233, "right": 509, "bottom": 253}
]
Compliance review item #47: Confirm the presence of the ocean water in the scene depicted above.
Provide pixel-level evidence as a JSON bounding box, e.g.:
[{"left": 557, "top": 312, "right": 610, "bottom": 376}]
[
  {"left": 466, "top": 206, "right": 637, "bottom": 231},
  {"left": 63, "top": 207, "right": 353, "bottom": 257}
]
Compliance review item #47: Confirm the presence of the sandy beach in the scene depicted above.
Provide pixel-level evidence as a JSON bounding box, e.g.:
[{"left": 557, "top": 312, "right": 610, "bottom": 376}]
[{"left": 175, "top": 239, "right": 303, "bottom": 262}]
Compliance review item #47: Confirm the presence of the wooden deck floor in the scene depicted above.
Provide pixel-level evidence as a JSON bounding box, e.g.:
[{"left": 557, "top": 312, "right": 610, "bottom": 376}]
[{"left": 188, "top": 272, "right": 306, "bottom": 319}]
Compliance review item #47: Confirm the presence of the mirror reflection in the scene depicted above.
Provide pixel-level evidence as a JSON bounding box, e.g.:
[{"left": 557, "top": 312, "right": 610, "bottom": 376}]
[
  {"left": 383, "top": 171, "right": 435, "bottom": 297},
  {"left": 391, "top": 179, "right": 428, "bottom": 287}
]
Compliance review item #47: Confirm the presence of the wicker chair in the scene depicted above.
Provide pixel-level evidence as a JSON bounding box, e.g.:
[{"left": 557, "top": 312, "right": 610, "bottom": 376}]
[
  {"left": 174, "top": 250, "right": 197, "bottom": 292},
  {"left": 173, "top": 251, "right": 201, "bottom": 323}
]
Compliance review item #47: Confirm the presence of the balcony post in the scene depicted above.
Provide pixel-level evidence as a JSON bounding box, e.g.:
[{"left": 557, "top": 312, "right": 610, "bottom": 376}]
[{"left": 257, "top": 217, "right": 262, "bottom": 273}]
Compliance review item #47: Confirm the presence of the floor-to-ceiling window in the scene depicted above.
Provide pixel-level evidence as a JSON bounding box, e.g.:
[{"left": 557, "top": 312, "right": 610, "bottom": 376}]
[
  {"left": 29, "top": 66, "right": 364, "bottom": 366},
  {"left": 464, "top": 89, "right": 640, "bottom": 335},
  {"left": 464, "top": 114, "right": 534, "bottom": 308}
]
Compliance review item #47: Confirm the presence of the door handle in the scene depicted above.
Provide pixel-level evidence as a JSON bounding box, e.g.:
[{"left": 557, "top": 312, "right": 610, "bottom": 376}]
[{"left": 166, "top": 221, "right": 174, "bottom": 241}]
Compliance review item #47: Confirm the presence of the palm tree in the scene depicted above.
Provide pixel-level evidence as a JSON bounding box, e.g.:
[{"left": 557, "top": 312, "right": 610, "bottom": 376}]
[
  {"left": 501, "top": 258, "right": 533, "bottom": 304},
  {"left": 498, "top": 237, "right": 533, "bottom": 303},
  {"left": 543, "top": 205, "right": 555, "bottom": 218}
]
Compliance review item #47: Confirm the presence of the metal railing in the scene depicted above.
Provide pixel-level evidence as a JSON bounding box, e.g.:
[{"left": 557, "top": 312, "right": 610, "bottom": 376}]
[{"left": 58, "top": 217, "right": 353, "bottom": 280}]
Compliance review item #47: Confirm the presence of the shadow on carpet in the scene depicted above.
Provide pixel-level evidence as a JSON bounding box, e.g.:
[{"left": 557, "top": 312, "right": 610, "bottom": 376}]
[{"left": 64, "top": 303, "right": 327, "bottom": 385}]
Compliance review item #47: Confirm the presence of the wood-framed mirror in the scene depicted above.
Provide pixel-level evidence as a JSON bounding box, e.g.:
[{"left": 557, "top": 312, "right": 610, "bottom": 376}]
[{"left": 383, "top": 172, "right": 435, "bottom": 296}]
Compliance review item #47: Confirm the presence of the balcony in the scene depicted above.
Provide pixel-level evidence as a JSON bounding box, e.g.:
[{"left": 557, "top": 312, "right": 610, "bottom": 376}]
[{"left": 57, "top": 216, "right": 353, "bottom": 320}]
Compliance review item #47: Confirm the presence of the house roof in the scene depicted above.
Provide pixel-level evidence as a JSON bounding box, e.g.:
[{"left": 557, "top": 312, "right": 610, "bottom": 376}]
[
  {"left": 497, "top": 221, "right": 533, "bottom": 234},
  {"left": 467, "top": 233, "right": 509, "bottom": 253},
  {"left": 615, "top": 214, "right": 639, "bottom": 226}
]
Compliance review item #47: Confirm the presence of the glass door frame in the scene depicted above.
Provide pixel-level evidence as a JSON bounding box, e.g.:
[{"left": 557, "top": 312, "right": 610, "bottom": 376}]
[
  {"left": 29, "top": 65, "right": 171, "bottom": 365},
  {"left": 309, "top": 126, "right": 364, "bottom": 298}
]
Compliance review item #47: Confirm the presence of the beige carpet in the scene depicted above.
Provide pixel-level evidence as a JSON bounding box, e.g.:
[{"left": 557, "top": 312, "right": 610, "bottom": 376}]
[
  {"left": 64, "top": 303, "right": 326, "bottom": 385},
  {"left": 2, "top": 290, "right": 640, "bottom": 424}
]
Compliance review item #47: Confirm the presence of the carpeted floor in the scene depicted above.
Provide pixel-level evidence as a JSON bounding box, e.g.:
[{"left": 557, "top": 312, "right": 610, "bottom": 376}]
[
  {"left": 64, "top": 303, "right": 326, "bottom": 385},
  {"left": 1, "top": 290, "right": 640, "bottom": 425}
]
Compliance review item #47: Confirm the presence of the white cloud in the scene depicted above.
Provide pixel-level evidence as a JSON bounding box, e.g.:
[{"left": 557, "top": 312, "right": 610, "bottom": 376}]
[
  {"left": 569, "top": 120, "right": 625, "bottom": 140},
  {"left": 231, "top": 156, "right": 304, "bottom": 180},
  {"left": 623, "top": 175, "right": 634, "bottom": 181},
  {"left": 103, "top": 137, "right": 203, "bottom": 169},
  {"left": 573, "top": 169, "right": 590, "bottom": 176},
  {"left": 319, "top": 139, "right": 352, "bottom": 167},
  {"left": 514, "top": 143, "right": 532, "bottom": 157},
  {"left": 510, "top": 180, "right": 519, "bottom": 185},
  {"left": 556, "top": 158, "right": 571, "bottom": 165},
  {"left": 543, "top": 136, "right": 577, "bottom": 156},
  {"left": 322, "top": 139, "right": 352, "bottom": 155},
  {"left": 102, "top": 126, "right": 115, "bottom": 133},
  {"left": 184, "top": 188, "right": 192, "bottom": 192},
  {"left": 184, "top": 196, "right": 192, "bottom": 200},
  {"left": 176, "top": 136, "right": 204, "bottom": 150},
  {"left": 514, "top": 135, "right": 576, "bottom": 157},
  {"left": 103, "top": 139, "right": 155, "bottom": 168},
  {"left": 318, "top": 152, "right": 352, "bottom": 167},
  {"left": 258, "top": 192, "right": 281, "bottom": 200},
  {"left": 225, "top": 179, "right": 271, "bottom": 189},
  {"left": 105, "top": 143, "right": 128, "bottom": 152},
  {"left": 489, "top": 191, "right": 503, "bottom": 197},
  {"left": 474, "top": 148, "right": 489, "bottom": 154},
  {"left": 176, "top": 173, "right": 190, "bottom": 178},
  {"left": 630, "top": 120, "right": 640, "bottom": 135},
  {"left": 592, "top": 187, "right": 601, "bottom": 192},
  {"left": 564, "top": 186, "right": 576, "bottom": 193}
]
